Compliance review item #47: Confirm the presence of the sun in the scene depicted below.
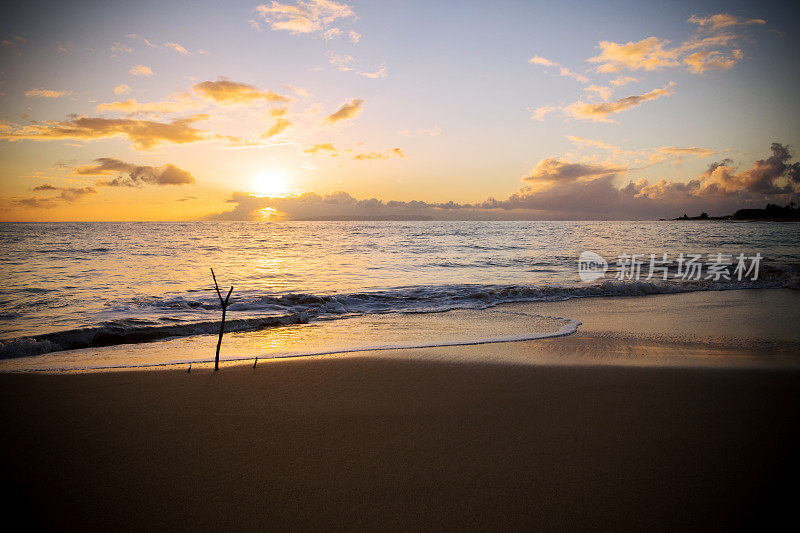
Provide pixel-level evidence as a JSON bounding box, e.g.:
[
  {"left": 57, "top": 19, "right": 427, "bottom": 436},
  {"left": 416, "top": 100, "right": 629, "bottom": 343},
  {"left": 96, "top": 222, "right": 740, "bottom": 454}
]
[{"left": 251, "top": 171, "right": 290, "bottom": 198}]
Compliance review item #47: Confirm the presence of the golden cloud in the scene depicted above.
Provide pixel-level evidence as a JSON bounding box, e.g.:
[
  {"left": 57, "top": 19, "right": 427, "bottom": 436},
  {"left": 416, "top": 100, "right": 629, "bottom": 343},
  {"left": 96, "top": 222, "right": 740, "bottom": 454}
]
[
  {"left": 25, "top": 88, "right": 67, "bottom": 98},
  {"left": 683, "top": 49, "right": 743, "bottom": 74},
  {"left": 609, "top": 76, "right": 638, "bottom": 87},
  {"left": 263, "top": 117, "right": 291, "bottom": 138},
  {"left": 254, "top": 0, "right": 356, "bottom": 37},
  {"left": 529, "top": 105, "right": 557, "bottom": 121},
  {"left": 564, "top": 83, "right": 675, "bottom": 122},
  {"left": 588, "top": 13, "right": 764, "bottom": 75},
  {"left": 164, "top": 42, "right": 190, "bottom": 55},
  {"left": 352, "top": 147, "right": 405, "bottom": 160},
  {"left": 304, "top": 143, "right": 337, "bottom": 155},
  {"left": 588, "top": 37, "right": 680, "bottom": 73},
  {"left": 326, "top": 99, "right": 363, "bottom": 124},
  {"left": 687, "top": 13, "right": 766, "bottom": 31},
  {"left": 0, "top": 115, "right": 210, "bottom": 150},
  {"left": 192, "top": 79, "right": 289, "bottom": 104},
  {"left": 129, "top": 65, "right": 153, "bottom": 76}
]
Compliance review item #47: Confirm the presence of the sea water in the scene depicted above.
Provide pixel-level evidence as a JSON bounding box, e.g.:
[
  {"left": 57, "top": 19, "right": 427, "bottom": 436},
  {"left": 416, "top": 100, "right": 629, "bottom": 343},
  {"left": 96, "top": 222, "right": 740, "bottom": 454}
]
[{"left": 1, "top": 220, "right": 798, "bottom": 369}]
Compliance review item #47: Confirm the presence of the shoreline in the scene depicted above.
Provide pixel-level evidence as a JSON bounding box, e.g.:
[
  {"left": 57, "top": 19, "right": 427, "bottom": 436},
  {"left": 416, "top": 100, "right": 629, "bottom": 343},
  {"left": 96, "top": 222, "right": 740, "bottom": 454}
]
[{"left": 2, "top": 288, "right": 798, "bottom": 373}]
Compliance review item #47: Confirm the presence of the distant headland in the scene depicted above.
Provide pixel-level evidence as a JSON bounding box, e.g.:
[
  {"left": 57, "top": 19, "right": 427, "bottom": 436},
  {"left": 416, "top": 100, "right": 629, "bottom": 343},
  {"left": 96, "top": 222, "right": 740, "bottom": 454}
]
[{"left": 670, "top": 202, "right": 800, "bottom": 221}]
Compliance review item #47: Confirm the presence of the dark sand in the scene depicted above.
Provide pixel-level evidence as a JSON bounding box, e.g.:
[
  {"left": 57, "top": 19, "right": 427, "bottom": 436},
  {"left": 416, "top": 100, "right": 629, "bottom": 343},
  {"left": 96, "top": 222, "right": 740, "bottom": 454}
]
[{"left": 2, "top": 342, "right": 799, "bottom": 531}]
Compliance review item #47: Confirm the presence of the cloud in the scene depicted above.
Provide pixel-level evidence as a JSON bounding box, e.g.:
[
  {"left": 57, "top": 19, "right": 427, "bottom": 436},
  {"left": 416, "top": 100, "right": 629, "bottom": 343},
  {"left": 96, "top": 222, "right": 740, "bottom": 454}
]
[
  {"left": 584, "top": 85, "right": 612, "bottom": 100},
  {"left": 564, "top": 83, "right": 675, "bottom": 122},
  {"left": 0, "top": 115, "right": 210, "bottom": 150},
  {"left": 263, "top": 117, "right": 291, "bottom": 138},
  {"left": 326, "top": 98, "right": 363, "bottom": 124},
  {"left": 360, "top": 65, "right": 387, "bottom": 79},
  {"left": 126, "top": 34, "right": 158, "bottom": 48},
  {"left": 529, "top": 56, "right": 557, "bottom": 67},
  {"left": 348, "top": 31, "right": 361, "bottom": 43},
  {"left": 204, "top": 145, "right": 799, "bottom": 220},
  {"left": 59, "top": 186, "right": 99, "bottom": 201},
  {"left": 588, "top": 37, "right": 680, "bottom": 72},
  {"left": 164, "top": 42, "right": 190, "bottom": 55},
  {"left": 254, "top": 0, "right": 356, "bottom": 38},
  {"left": 683, "top": 49, "right": 742, "bottom": 74},
  {"left": 399, "top": 126, "right": 441, "bottom": 137},
  {"left": 689, "top": 143, "right": 800, "bottom": 195},
  {"left": 566, "top": 136, "right": 622, "bottom": 153},
  {"left": 327, "top": 51, "right": 387, "bottom": 79},
  {"left": 14, "top": 197, "right": 60, "bottom": 209},
  {"left": 110, "top": 42, "right": 132, "bottom": 55},
  {"left": 327, "top": 51, "right": 354, "bottom": 71},
  {"left": 15, "top": 186, "right": 98, "bottom": 208},
  {"left": 304, "top": 143, "right": 337, "bottom": 155},
  {"left": 96, "top": 93, "right": 196, "bottom": 115},
  {"left": 657, "top": 146, "right": 717, "bottom": 158},
  {"left": 96, "top": 79, "right": 290, "bottom": 116},
  {"left": 205, "top": 190, "right": 474, "bottom": 221},
  {"left": 648, "top": 146, "right": 718, "bottom": 165},
  {"left": 192, "top": 79, "right": 289, "bottom": 104},
  {"left": 529, "top": 55, "right": 588, "bottom": 83},
  {"left": 113, "top": 84, "right": 131, "bottom": 95},
  {"left": 1, "top": 36, "right": 26, "bottom": 48},
  {"left": 529, "top": 105, "right": 557, "bottom": 121},
  {"left": 609, "top": 76, "right": 638, "bottom": 87},
  {"left": 353, "top": 147, "right": 405, "bottom": 160},
  {"left": 129, "top": 65, "right": 153, "bottom": 76},
  {"left": 687, "top": 13, "right": 766, "bottom": 31},
  {"left": 25, "top": 88, "right": 67, "bottom": 98},
  {"left": 588, "top": 13, "right": 765, "bottom": 75},
  {"left": 498, "top": 143, "right": 799, "bottom": 218},
  {"left": 523, "top": 158, "right": 626, "bottom": 189},
  {"left": 72, "top": 157, "right": 195, "bottom": 187},
  {"left": 566, "top": 136, "right": 717, "bottom": 166},
  {"left": 559, "top": 66, "right": 589, "bottom": 83}
]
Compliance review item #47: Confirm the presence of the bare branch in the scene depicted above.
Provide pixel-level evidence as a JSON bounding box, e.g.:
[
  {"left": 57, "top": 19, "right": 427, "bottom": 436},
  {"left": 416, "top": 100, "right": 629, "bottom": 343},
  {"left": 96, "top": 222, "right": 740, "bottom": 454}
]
[{"left": 210, "top": 268, "right": 223, "bottom": 302}]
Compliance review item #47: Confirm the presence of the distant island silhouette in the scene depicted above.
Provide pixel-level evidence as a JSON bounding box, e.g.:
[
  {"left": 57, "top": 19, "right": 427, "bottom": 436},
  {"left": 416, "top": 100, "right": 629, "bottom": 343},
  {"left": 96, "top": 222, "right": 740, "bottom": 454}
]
[{"left": 671, "top": 202, "right": 799, "bottom": 221}]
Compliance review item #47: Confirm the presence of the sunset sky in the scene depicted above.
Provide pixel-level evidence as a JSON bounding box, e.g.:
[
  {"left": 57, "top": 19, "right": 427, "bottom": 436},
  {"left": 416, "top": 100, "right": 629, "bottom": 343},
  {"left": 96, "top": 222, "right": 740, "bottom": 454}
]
[{"left": 1, "top": 0, "right": 799, "bottom": 221}]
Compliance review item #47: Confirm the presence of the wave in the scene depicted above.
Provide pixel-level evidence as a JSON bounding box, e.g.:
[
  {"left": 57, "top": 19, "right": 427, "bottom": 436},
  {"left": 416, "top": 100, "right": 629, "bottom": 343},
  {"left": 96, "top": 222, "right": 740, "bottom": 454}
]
[
  {"left": 0, "top": 271, "right": 795, "bottom": 360},
  {"left": 12, "top": 317, "right": 582, "bottom": 373},
  {"left": 0, "top": 312, "right": 309, "bottom": 359}
]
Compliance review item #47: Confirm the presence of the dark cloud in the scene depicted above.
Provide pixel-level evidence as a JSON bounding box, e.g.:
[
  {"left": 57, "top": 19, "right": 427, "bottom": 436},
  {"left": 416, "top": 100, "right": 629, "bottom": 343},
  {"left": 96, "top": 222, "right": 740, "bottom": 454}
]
[
  {"left": 73, "top": 158, "right": 195, "bottom": 187},
  {"left": 15, "top": 186, "right": 98, "bottom": 208},
  {"left": 205, "top": 144, "right": 799, "bottom": 220},
  {"left": 524, "top": 159, "right": 626, "bottom": 184}
]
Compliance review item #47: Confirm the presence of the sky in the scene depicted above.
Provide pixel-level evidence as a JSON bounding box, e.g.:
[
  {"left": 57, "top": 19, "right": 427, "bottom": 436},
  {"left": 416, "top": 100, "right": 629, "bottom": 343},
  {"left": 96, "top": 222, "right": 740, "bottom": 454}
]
[{"left": 1, "top": 0, "right": 799, "bottom": 221}]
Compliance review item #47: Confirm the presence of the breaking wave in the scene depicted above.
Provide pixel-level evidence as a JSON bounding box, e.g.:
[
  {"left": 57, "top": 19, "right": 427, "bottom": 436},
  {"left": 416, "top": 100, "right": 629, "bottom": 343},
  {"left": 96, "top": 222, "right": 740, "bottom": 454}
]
[{"left": 1, "top": 270, "right": 795, "bottom": 360}]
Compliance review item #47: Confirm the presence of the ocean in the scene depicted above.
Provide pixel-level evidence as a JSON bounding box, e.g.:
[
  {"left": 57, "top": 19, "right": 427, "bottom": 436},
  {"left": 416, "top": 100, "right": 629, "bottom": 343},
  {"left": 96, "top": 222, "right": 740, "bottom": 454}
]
[{"left": 1, "top": 220, "right": 798, "bottom": 370}]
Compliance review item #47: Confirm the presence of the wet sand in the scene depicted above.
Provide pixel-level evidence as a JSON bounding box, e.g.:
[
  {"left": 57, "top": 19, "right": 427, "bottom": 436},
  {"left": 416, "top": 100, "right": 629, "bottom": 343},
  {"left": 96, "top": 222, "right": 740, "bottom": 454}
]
[{"left": 2, "top": 340, "right": 799, "bottom": 531}]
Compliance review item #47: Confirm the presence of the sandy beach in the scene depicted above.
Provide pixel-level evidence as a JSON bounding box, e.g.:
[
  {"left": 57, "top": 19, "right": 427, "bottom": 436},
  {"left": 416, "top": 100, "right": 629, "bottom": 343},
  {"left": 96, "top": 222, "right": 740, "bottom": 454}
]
[{"left": 2, "top": 336, "right": 799, "bottom": 531}]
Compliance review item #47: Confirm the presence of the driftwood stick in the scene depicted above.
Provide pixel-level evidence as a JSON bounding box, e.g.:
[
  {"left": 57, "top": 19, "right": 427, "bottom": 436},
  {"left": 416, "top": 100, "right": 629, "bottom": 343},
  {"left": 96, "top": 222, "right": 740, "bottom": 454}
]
[
  {"left": 211, "top": 268, "right": 234, "bottom": 372},
  {"left": 187, "top": 363, "right": 191, "bottom": 373},
  {"left": 253, "top": 357, "right": 258, "bottom": 368}
]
